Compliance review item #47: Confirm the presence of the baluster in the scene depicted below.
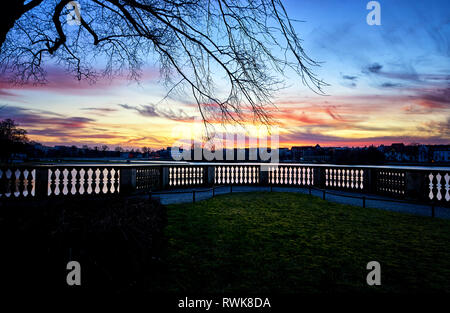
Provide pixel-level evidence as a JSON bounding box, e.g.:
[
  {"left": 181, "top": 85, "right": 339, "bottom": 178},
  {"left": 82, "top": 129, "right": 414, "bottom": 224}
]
[
  {"left": 20, "top": 169, "right": 28, "bottom": 197},
  {"left": 47, "top": 169, "right": 54, "bottom": 196},
  {"left": 358, "top": 170, "right": 363, "bottom": 189},
  {"left": 66, "top": 168, "right": 73, "bottom": 195},
  {"left": 85, "top": 168, "right": 92, "bottom": 194},
  {"left": 12, "top": 169, "right": 19, "bottom": 197},
  {"left": 79, "top": 168, "right": 85, "bottom": 194},
  {"left": 428, "top": 173, "right": 434, "bottom": 200},
  {"left": 31, "top": 169, "right": 36, "bottom": 197},
  {"left": 96, "top": 168, "right": 103, "bottom": 194},
  {"left": 174, "top": 167, "right": 178, "bottom": 186},
  {"left": 65, "top": 168, "right": 72, "bottom": 195},
  {"left": 67, "top": 168, "right": 73, "bottom": 195},
  {"left": 401, "top": 172, "right": 405, "bottom": 194},
  {"left": 93, "top": 168, "right": 100, "bottom": 194},
  {"left": 104, "top": 168, "right": 111, "bottom": 193},
  {"left": 350, "top": 169, "right": 354, "bottom": 189},
  {"left": 15, "top": 169, "right": 24, "bottom": 197},
  {"left": 4, "top": 169, "right": 12, "bottom": 197},
  {"left": 23, "top": 169, "right": 31, "bottom": 197},
  {"left": 436, "top": 173, "right": 442, "bottom": 201},
  {"left": 114, "top": 168, "right": 120, "bottom": 193},
  {"left": 173, "top": 167, "right": 177, "bottom": 186},
  {"left": 444, "top": 173, "right": 450, "bottom": 202},
  {"left": 72, "top": 168, "right": 79, "bottom": 195},
  {"left": 55, "top": 168, "right": 63, "bottom": 195},
  {"left": 61, "top": 168, "right": 68, "bottom": 195}
]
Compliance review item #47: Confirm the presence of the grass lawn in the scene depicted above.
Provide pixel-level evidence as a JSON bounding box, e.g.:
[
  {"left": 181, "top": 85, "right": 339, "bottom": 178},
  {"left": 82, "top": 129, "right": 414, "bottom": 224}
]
[{"left": 161, "top": 192, "right": 450, "bottom": 294}]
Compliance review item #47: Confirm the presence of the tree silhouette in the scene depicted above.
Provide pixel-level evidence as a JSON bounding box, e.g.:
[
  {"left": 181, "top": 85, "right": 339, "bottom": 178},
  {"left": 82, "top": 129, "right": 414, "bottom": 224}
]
[
  {"left": 0, "top": 119, "right": 29, "bottom": 162},
  {"left": 0, "top": 0, "right": 326, "bottom": 125}
]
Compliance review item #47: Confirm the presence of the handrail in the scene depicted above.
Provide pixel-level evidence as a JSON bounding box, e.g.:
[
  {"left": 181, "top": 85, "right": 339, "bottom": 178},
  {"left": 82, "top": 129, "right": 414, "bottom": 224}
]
[
  {"left": 151, "top": 185, "right": 227, "bottom": 195},
  {"left": 2, "top": 162, "right": 449, "bottom": 171},
  {"left": 0, "top": 163, "right": 448, "bottom": 210}
]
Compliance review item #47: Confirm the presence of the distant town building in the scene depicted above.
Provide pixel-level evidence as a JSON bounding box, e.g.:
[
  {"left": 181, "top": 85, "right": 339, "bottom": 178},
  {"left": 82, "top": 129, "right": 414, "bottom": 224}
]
[{"left": 431, "top": 146, "right": 450, "bottom": 163}]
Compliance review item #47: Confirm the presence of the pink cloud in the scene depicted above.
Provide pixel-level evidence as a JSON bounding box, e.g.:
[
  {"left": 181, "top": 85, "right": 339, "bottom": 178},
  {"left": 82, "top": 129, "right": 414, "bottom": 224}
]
[{"left": 0, "top": 66, "right": 159, "bottom": 95}]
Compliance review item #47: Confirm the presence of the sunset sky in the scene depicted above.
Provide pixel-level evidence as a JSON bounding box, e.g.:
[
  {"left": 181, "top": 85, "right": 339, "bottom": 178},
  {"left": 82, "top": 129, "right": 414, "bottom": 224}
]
[{"left": 0, "top": 0, "right": 449, "bottom": 149}]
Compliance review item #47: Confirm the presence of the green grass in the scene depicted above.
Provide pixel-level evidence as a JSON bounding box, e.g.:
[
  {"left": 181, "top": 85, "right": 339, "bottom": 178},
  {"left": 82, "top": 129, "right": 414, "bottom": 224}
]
[{"left": 161, "top": 192, "right": 450, "bottom": 294}]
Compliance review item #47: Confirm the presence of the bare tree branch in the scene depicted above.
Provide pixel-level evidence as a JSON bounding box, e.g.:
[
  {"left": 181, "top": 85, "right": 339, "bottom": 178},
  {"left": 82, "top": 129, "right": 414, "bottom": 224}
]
[{"left": 0, "top": 0, "right": 327, "bottom": 127}]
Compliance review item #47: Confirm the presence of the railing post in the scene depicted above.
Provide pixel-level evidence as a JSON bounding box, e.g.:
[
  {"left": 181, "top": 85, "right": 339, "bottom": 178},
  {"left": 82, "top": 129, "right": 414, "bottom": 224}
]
[
  {"left": 206, "top": 166, "right": 215, "bottom": 186},
  {"left": 314, "top": 167, "right": 324, "bottom": 188},
  {"left": 322, "top": 189, "right": 326, "bottom": 200},
  {"left": 405, "top": 170, "right": 425, "bottom": 201},
  {"left": 259, "top": 165, "right": 269, "bottom": 186},
  {"left": 161, "top": 166, "right": 170, "bottom": 189},
  {"left": 35, "top": 167, "right": 49, "bottom": 199},
  {"left": 120, "top": 167, "right": 136, "bottom": 194},
  {"left": 193, "top": 190, "right": 196, "bottom": 203},
  {"left": 367, "top": 168, "right": 377, "bottom": 194},
  {"left": 362, "top": 196, "right": 366, "bottom": 208}
]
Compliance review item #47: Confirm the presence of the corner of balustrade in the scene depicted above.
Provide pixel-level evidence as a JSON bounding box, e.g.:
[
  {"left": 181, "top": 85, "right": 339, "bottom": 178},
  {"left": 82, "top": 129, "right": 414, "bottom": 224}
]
[
  {"left": 34, "top": 167, "right": 49, "bottom": 199},
  {"left": 119, "top": 167, "right": 137, "bottom": 195}
]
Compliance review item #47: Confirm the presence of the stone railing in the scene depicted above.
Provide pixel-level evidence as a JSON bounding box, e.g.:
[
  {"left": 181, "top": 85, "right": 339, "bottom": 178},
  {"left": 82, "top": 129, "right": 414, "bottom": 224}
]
[{"left": 0, "top": 163, "right": 449, "bottom": 206}]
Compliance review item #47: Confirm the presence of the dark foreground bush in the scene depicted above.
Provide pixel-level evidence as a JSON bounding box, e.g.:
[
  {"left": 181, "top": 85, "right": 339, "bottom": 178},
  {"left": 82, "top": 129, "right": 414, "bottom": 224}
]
[{"left": 0, "top": 196, "right": 167, "bottom": 295}]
